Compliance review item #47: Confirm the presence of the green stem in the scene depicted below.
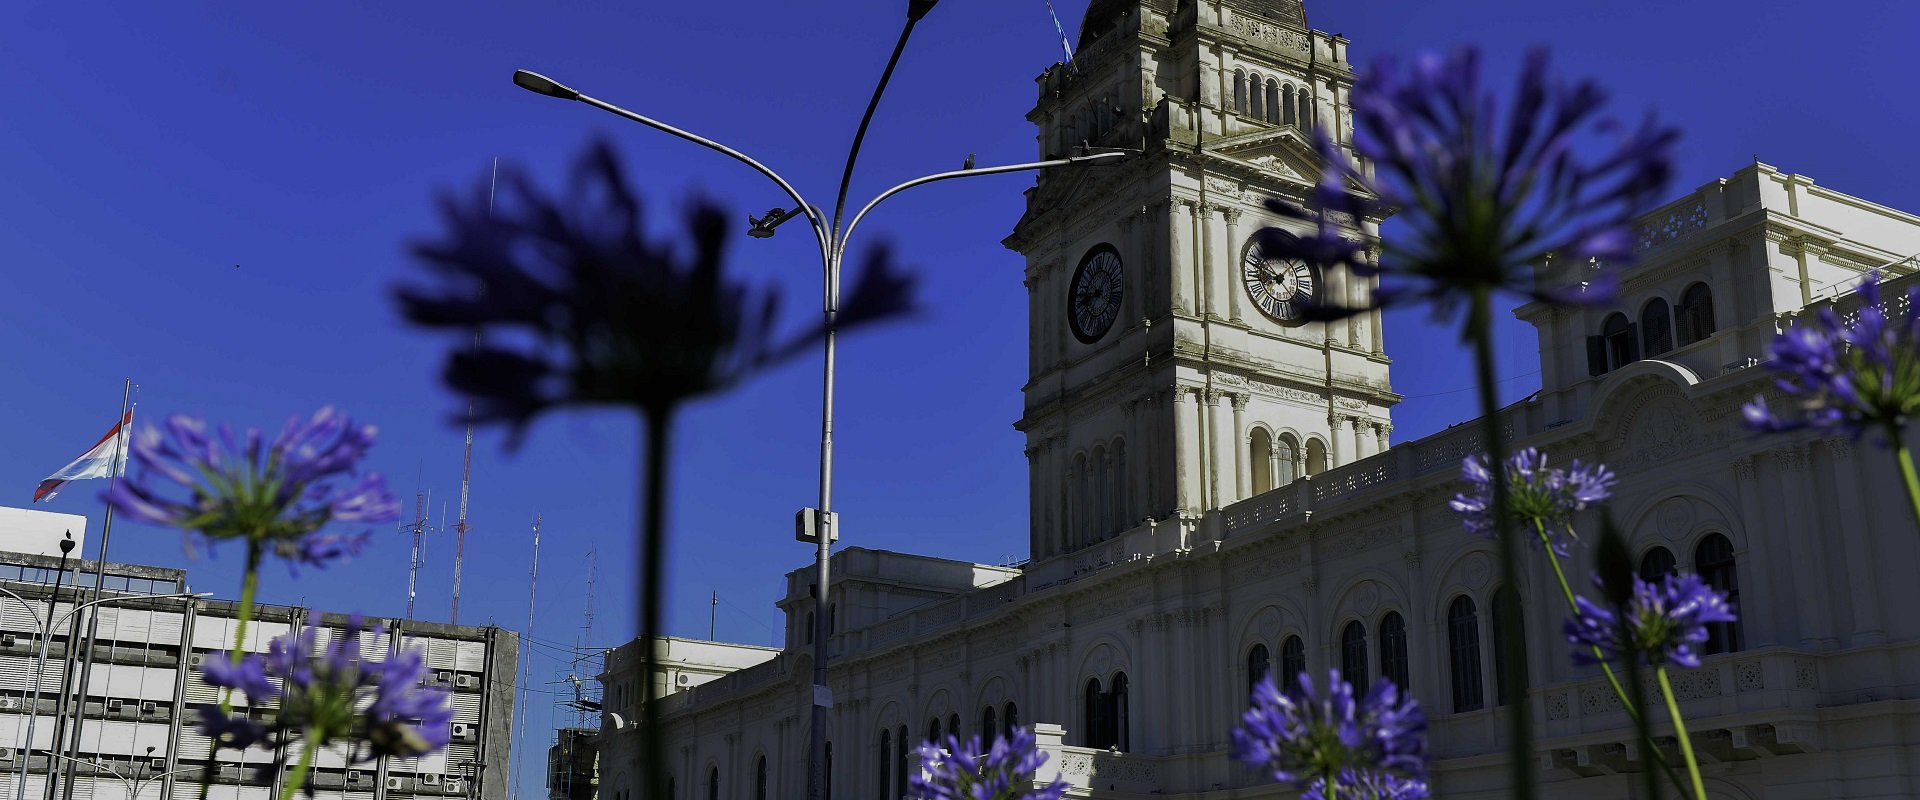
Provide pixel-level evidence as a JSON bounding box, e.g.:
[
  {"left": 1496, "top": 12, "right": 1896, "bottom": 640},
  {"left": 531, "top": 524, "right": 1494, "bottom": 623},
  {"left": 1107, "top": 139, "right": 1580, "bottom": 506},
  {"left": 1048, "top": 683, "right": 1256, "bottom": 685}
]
[
  {"left": 1656, "top": 667, "right": 1709, "bottom": 800},
  {"left": 222, "top": 543, "right": 264, "bottom": 712},
  {"left": 1324, "top": 765, "right": 1338, "bottom": 800},
  {"left": 1622, "top": 645, "right": 1660, "bottom": 800},
  {"left": 1538, "top": 522, "right": 1690, "bottom": 797},
  {"left": 1893, "top": 435, "right": 1920, "bottom": 531},
  {"left": 276, "top": 733, "right": 319, "bottom": 800},
  {"left": 1468, "top": 287, "right": 1534, "bottom": 799}
]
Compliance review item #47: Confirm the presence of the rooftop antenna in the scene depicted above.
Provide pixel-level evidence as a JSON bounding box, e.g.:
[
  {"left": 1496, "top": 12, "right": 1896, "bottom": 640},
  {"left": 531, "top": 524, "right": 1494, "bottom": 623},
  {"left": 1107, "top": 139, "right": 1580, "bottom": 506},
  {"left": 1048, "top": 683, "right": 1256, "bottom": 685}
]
[
  {"left": 451, "top": 156, "right": 498, "bottom": 626},
  {"left": 509, "top": 514, "right": 542, "bottom": 800},
  {"left": 402, "top": 483, "right": 433, "bottom": 621},
  {"left": 577, "top": 547, "right": 597, "bottom": 728}
]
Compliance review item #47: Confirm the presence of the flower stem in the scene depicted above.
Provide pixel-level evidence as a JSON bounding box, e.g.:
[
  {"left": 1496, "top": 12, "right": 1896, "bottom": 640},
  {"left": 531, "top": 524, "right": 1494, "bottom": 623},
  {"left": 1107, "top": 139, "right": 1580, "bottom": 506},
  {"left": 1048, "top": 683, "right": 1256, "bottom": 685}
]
[
  {"left": 1622, "top": 638, "right": 1660, "bottom": 800},
  {"left": 638, "top": 408, "right": 675, "bottom": 800},
  {"left": 201, "top": 542, "right": 265, "bottom": 800},
  {"left": 1892, "top": 435, "right": 1920, "bottom": 531},
  {"left": 1656, "top": 666, "right": 1709, "bottom": 800},
  {"left": 1325, "top": 765, "right": 1338, "bottom": 800},
  {"left": 276, "top": 732, "right": 319, "bottom": 800},
  {"left": 1468, "top": 286, "right": 1533, "bottom": 799}
]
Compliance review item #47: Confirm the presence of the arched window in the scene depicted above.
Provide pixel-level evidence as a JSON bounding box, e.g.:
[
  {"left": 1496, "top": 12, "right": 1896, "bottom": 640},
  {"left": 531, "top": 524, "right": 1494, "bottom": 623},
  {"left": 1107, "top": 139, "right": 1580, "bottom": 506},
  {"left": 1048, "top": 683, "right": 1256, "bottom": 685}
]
[
  {"left": 1447, "top": 596, "right": 1484, "bottom": 712},
  {"left": 1305, "top": 439, "right": 1328, "bottom": 476},
  {"left": 1250, "top": 428, "right": 1274, "bottom": 494},
  {"left": 1276, "top": 434, "right": 1299, "bottom": 486},
  {"left": 1492, "top": 585, "right": 1526, "bottom": 706},
  {"left": 928, "top": 717, "right": 941, "bottom": 746},
  {"left": 756, "top": 754, "right": 768, "bottom": 800},
  {"left": 1379, "top": 612, "right": 1410, "bottom": 692},
  {"left": 877, "top": 730, "right": 891, "bottom": 800},
  {"left": 1266, "top": 80, "right": 1281, "bottom": 123},
  {"left": 982, "top": 706, "right": 998, "bottom": 748},
  {"left": 1091, "top": 444, "right": 1108, "bottom": 535},
  {"left": 1602, "top": 312, "right": 1637, "bottom": 371},
  {"left": 1109, "top": 672, "right": 1131, "bottom": 752},
  {"left": 805, "top": 612, "right": 815, "bottom": 644},
  {"left": 1678, "top": 283, "right": 1716, "bottom": 345},
  {"left": 1233, "top": 70, "right": 1248, "bottom": 114},
  {"left": 1283, "top": 84, "right": 1297, "bottom": 125},
  {"left": 1297, "top": 92, "right": 1313, "bottom": 128},
  {"left": 1073, "top": 453, "right": 1089, "bottom": 548},
  {"left": 1112, "top": 439, "right": 1128, "bottom": 533},
  {"left": 1249, "top": 73, "right": 1265, "bottom": 120},
  {"left": 1003, "top": 702, "right": 1018, "bottom": 738},
  {"left": 948, "top": 713, "right": 961, "bottom": 741},
  {"left": 1696, "top": 534, "right": 1743, "bottom": 654},
  {"left": 896, "top": 724, "right": 909, "bottom": 798},
  {"left": 1340, "top": 621, "right": 1370, "bottom": 696},
  {"left": 1279, "top": 635, "right": 1306, "bottom": 694},
  {"left": 1639, "top": 547, "right": 1677, "bottom": 582},
  {"left": 1247, "top": 643, "right": 1272, "bottom": 695},
  {"left": 1641, "top": 298, "right": 1674, "bottom": 356},
  {"left": 707, "top": 766, "right": 719, "bottom": 800},
  {"left": 1083, "top": 678, "right": 1105, "bottom": 748}
]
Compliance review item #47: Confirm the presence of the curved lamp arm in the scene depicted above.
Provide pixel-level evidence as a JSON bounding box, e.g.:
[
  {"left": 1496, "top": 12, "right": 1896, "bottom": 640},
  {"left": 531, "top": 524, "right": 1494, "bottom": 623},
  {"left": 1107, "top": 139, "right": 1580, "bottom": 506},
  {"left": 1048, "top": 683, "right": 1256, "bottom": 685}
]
[
  {"left": 839, "top": 152, "right": 1126, "bottom": 262},
  {"left": 512, "top": 71, "right": 831, "bottom": 261},
  {"left": 0, "top": 585, "right": 44, "bottom": 632}
]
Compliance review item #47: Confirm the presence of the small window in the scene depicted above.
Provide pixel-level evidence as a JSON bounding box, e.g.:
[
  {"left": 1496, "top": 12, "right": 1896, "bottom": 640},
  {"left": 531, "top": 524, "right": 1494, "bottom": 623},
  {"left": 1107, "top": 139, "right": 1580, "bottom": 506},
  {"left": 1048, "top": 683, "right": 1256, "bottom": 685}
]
[
  {"left": 1233, "top": 70, "right": 1248, "bottom": 115},
  {"left": 1109, "top": 672, "right": 1130, "bottom": 752},
  {"left": 1297, "top": 92, "right": 1313, "bottom": 128},
  {"left": 1641, "top": 298, "right": 1674, "bottom": 356},
  {"left": 1283, "top": 84, "right": 1297, "bottom": 125},
  {"left": 1083, "top": 678, "right": 1105, "bottom": 748},
  {"left": 1276, "top": 435, "right": 1299, "bottom": 486},
  {"left": 1003, "top": 702, "right": 1018, "bottom": 738},
  {"left": 948, "top": 713, "right": 961, "bottom": 741},
  {"left": 756, "top": 755, "right": 768, "bottom": 800},
  {"left": 1305, "top": 439, "right": 1328, "bottom": 476},
  {"left": 1247, "top": 643, "right": 1271, "bottom": 695},
  {"left": 1447, "top": 596, "right": 1484, "bottom": 712},
  {"left": 1603, "top": 312, "right": 1637, "bottom": 371},
  {"left": 1379, "top": 612, "right": 1410, "bottom": 692},
  {"left": 1678, "top": 283, "right": 1716, "bottom": 345},
  {"left": 1250, "top": 73, "right": 1265, "bottom": 120},
  {"left": 1638, "top": 547, "right": 1677, "bottom": 582},
  {"left": 896, "top": 724, "right": 909, "bottom": 798},
  {"left": 706, "top": 766, "right": 719, "bottom": 800},
  {"left": 982, "top": 706, "right": 998, "bottom": 748},
  {"left": 877, "top": 729, "right": 891, "bottom": 800},
  {"left": 1696, "top": 534, "right": 1743, "bottom": 654},
  {"left": 1340, "top": 621, "right": 1369, "bottom": 696},
  {"left": 928, "top": 718, "right": 941, "bottom": 745},
  {"left": 1279, "top": 635, "right": 1306, "bottom": 694},
  {"left": 1266, "top": 80, "right": 1281, "bottom": 124}
]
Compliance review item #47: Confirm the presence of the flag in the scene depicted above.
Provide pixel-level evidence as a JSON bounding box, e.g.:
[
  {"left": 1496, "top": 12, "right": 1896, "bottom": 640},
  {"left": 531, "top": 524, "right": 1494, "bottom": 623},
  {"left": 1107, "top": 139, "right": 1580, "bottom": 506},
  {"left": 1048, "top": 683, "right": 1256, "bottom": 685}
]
[
  {"left": 34, "top": 410, "right": 133, "bottom": 502},
  {"left": 1044, "top": 0, "right": 1076, "bottom": 67}
]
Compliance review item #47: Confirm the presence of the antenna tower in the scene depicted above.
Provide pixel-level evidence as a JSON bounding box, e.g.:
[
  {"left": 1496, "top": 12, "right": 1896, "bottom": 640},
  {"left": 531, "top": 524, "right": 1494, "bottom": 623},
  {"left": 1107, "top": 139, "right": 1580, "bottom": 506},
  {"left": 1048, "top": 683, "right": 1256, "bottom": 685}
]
[
  {"left": 577, "top": 547, "right": 597, "bottom": 727},
  {"left": 402, "top": 487, "right": 433, "bottom": 620},
  {"left": 510, "top": 515, "right": 542, "bottom": 800},
  {"left": 451, "top": 157, "right": 497, "bottom": 626}
]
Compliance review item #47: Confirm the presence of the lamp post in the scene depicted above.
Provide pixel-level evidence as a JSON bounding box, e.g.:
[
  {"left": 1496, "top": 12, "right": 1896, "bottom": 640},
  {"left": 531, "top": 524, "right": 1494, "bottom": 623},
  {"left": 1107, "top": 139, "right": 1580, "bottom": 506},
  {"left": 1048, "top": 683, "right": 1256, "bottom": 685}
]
[
  {"left": 513, "top": 7, "right": 1123, "bottom": 800},
  {"left": 40, "top": 749, "right": 192, "bottom": 800},
  {"left": 0, "top": 588, "right": 211, "bottom": 800}
]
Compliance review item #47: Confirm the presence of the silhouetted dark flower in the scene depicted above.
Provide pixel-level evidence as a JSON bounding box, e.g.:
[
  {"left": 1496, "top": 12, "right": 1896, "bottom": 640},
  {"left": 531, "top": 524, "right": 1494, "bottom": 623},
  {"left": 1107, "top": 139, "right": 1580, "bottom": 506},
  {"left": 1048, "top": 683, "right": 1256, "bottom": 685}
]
[
  {"left": 1260, "top": 46, "right": 1678, "bottom": 321},
  {"left": 398, "top": 139, "right": 915, "bottom": 438},
  {"left": 1450, "top": 447, "right": 1615, "bottom": 554},
  {"left": 103, "top": 408, "right": 398, "bottom": 570},
  {"left": 911, "top": 727, "right": 1067, "bottom": 800},
  {"left": 196, "top": 615, "right": 453, "bottom": 770},
  {"left": 1232, "top": 670, "right": 1427, "bottom": 799},
  {"left": 1564, "top": 572, "right": 1736, "bottom": 669}
]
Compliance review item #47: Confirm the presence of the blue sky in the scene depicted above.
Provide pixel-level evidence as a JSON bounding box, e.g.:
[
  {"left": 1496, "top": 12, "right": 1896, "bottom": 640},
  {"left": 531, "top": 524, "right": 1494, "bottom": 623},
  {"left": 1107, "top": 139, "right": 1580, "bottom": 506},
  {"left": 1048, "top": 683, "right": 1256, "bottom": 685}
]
[{"left": 6, "top": 1, "right": 1919, "bottom": 794}]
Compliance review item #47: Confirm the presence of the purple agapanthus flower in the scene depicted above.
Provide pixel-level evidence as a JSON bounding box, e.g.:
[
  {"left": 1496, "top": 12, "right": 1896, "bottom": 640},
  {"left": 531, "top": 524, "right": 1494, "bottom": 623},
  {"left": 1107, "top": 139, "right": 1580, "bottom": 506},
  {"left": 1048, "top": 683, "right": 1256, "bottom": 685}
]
[
  {"left": 1450, "top": 447, "right": 1615, "bottom": 553},
  {"left": 1743, "top": 272, "right": 1920, "bottom": 442},
  {"left": 910, "top": 727, "right": 1067, "bottom": 800},
  {"left": 1565, "top": 572, "right": 1736, "bottom": 669},
  {"left": 1303, "top": 769, "right": 1431, "bottom": 800},
  {"left": 195, "top": 615, "right": 454, "bottom": 762},
  {"left": 1257, "top": 46, "right": 1677, "bottom": 321},
  {"left": 1231, "top": 670, "right": 1427, "bottom": 799},
  {"left": 103, "top": 408, "right": 399, "bottom": 570}
]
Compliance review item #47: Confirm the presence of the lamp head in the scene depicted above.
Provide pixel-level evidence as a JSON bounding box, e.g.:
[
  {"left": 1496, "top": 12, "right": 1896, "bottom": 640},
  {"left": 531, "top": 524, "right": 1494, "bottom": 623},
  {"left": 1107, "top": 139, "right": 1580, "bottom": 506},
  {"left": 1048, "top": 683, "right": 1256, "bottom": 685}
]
[
  {"left": 60, "top": 531, "right": 75, "bottom": 555},
  {"left": 907, "top": 0, "right": 938, "bottom": 20},
  {"left": 513, "top": 70, "right": 581, "bottom": 101},
  {"left": 747, "top": 207, "right": 796, "bottom": 239}
]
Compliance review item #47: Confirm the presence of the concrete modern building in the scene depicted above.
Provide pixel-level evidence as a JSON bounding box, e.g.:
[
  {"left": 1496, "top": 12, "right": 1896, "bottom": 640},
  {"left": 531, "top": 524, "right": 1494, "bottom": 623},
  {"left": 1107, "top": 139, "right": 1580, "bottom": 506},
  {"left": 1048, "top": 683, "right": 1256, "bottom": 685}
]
[
  {"left": 603, "top": 1, "right": 1920, "bottom": 797},
  {"left": 0, "top": 508, "right": 519, "bottom": 800}
]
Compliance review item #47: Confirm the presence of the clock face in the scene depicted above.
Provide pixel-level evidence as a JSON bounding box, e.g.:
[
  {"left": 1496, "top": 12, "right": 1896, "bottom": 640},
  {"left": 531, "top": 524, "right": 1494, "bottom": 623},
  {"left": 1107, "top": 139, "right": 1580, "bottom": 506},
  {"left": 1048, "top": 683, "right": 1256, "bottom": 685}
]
[
  {"left": 1069, "top": 244, "right": 1125, "bottom": 343},
  {"left": 1242, "top": 235, "right": 1317, "bottom": 322}
]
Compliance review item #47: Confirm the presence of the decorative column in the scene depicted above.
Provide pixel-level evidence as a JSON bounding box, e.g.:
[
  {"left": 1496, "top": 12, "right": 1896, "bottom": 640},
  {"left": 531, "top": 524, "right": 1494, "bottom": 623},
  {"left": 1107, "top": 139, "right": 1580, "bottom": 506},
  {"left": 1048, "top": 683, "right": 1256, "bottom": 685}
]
[
  {"left": 1267, "top": 442, "right": 1284, "bottom": 491},
  {"left": 1173, "top": 388, "right": 1199, "bottom": 513},
  {"left": 1026, "top": 443, "right": 1044, "bottom": 557},
  {"left": 1181, "top": 200, "right": 1204, "bottom": 317},
  {"left": 1827, "top": 437, "right": 1883, "bottom": 644},
  {"left": 1232, "top": 394, "right": 1251, "bottom": 502},
  {"left": 1375, "top": 422, "right": 1392, "bottom": 453},
  {"left": 1064, "top": 462, "right": 1080, "bottom": 553},
  {"left": 1050, "top": 434, "right": 1067, "bottom": 557},
  {"left": 1223, "top": 208, "right": 1245, "bottom": 322},
  {"left": 1329, "top": 414, "right": 1351, "bottom": 468},
  {"left": 1354, "top": 417, "right": 1373, "bottom": 460},
  {"left": 1206, "top": 390, "right": 1229, "bottom": 509}
]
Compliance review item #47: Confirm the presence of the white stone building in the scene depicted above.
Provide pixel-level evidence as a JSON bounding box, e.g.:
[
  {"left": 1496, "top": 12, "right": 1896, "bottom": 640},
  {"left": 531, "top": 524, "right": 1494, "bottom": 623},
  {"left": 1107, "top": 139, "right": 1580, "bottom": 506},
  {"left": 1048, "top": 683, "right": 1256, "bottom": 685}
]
[{"left": 601, "top": 1, "right": 1920, "bottom": 797}]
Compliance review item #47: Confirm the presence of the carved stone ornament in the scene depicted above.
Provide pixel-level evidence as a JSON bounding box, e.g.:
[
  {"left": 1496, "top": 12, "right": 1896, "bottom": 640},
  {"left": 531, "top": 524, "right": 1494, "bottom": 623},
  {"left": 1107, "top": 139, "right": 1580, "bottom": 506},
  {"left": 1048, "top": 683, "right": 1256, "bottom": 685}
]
[
  {"left": 1462, "top": 552, "right": 1492, "bottom": 589},
  {"left": 1656, "top": 498, "right": 1693, "bottom": 540}
]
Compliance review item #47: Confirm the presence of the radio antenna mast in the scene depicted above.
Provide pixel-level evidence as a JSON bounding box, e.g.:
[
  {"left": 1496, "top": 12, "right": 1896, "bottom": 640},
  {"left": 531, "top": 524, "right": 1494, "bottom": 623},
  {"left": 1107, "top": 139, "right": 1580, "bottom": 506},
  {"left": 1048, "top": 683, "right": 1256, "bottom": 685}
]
[
  {"left": 451, "top": 156, "right": 498, "bottom": 626},
  {"left": 509, "top": 514, "right": 542, "bottom": 800},
  {"left": 403, "top": 485, "right": 432, "bottom": 620}
]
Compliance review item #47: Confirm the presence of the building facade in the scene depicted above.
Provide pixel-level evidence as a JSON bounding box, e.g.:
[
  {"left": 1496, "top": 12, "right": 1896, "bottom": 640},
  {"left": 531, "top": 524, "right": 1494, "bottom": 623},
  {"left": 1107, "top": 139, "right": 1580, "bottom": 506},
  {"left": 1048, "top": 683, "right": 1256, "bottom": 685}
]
[
  {"left": 607, "top": 1, "right": 1920, "bottom": 797},
  {"left": 0, "top": 521, "right": 518, "bottom": 800}
]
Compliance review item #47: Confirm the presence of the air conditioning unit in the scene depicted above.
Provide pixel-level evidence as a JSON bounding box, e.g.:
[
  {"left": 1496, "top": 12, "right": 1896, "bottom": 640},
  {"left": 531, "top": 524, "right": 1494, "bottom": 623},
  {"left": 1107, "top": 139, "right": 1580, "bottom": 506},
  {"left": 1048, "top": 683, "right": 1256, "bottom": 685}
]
[
  {"left": 453, "top": 675, "right": 479, "bottom": 690},
  {"left": 435, "top": 670, "right": 454, "bottom": 683},
  {"left": 346, "top": 770, "right": 363, "bottom": 784},
  {"left": 0, "top": 697, "right": 19, "bottom": 710},
  {"left": 0, "top": 748, "right": 14, "bottom": 763},
  {"left": 107, "top": 699, "right": 124, "bottom": 712},
  {"left": 140, "top": 701, "right": 158, "bottom": 715},
  {"left": 149, "top": 758, "right": 164, "bottom": 770},
  {"left": 445, "top": 779, "right": 466, "bottom": 794},
  {"left": 675, "top": 673, "right": 691, "bottom": 686},
  {"left": 386, "top": 777, "right": 407, "bottom": 790},
  {"left": 451, "top": 722, "right": 473, "bottom": 741},
  {"left": 188, "top": 653, "right": 205, "bottom": 668},
  {"left": 420, "top": 774, "right": 442, "bottom": 787},
  {"left": 1, "top": 634, "right": 15, "bottom": 647}
]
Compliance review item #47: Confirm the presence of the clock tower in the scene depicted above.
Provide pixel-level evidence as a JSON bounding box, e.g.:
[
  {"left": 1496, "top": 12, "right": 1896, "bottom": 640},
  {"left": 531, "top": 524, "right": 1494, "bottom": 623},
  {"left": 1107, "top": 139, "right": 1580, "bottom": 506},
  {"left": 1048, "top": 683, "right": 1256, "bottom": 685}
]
[{"left": 1005, "top": 0, "right": 1399, "bottom": 562}]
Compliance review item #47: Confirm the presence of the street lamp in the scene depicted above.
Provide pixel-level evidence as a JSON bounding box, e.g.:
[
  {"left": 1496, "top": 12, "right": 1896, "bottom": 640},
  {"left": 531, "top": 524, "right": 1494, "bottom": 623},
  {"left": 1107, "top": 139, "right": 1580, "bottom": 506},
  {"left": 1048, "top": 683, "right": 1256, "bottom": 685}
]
[
  {"left": 0, "top": 587, "right": 211, "bottom": 800},
  {"left": 40, "top": 749, "right": 192, "bottom": 800},
  {"left": 512, "top": 7, "right": 1123, "bottom": 800}
]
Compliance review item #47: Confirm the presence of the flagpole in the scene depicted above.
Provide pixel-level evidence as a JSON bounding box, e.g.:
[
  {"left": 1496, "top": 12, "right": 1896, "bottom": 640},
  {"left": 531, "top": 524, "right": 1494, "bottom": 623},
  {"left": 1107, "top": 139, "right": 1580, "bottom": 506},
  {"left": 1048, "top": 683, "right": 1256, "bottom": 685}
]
[{"left": 52, "top": 379, "right": 133, "bottom": 800}]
